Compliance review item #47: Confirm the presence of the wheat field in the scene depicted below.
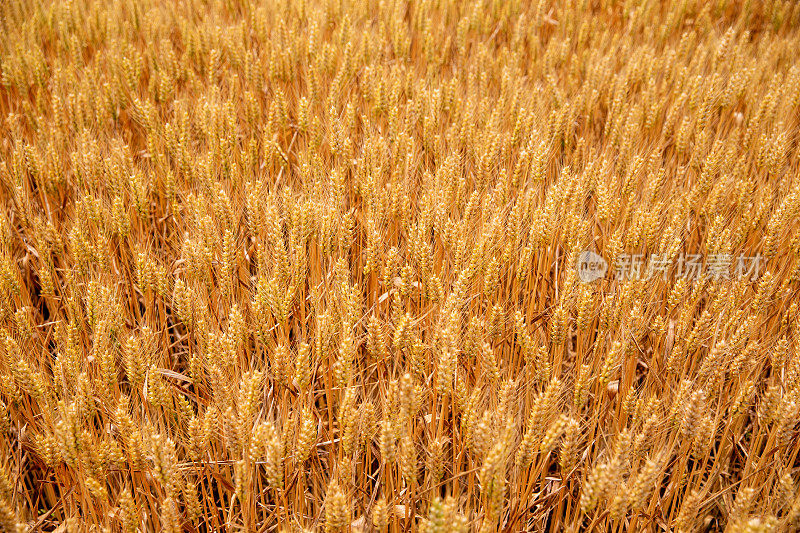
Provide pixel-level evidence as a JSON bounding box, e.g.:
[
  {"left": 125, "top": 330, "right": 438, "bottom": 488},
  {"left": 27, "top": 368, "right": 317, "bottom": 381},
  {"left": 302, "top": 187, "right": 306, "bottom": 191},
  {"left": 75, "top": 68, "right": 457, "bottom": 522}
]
[{"left": 1, "top": 0, "right": 799, "bottom": 531}]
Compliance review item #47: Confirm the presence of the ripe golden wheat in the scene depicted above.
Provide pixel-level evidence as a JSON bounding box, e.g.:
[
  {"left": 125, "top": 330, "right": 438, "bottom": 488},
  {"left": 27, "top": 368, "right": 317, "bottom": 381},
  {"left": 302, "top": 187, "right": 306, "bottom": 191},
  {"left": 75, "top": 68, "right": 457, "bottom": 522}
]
[{"left": 0, "top": 0, "right": 799, "bottom": 531}]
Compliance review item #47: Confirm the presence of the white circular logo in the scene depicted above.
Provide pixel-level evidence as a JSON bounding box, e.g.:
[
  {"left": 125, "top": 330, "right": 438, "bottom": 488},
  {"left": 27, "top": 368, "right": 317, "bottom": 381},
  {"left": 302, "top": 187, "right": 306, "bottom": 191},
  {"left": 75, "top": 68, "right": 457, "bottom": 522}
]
[{"left": 578, "top": 251, "right": 607, "bottom": 282}]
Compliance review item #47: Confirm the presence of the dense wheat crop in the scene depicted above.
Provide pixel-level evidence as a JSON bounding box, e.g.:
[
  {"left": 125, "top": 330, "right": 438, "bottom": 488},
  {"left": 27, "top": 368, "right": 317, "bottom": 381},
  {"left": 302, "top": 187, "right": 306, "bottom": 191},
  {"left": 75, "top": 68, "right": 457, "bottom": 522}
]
[{"left": 1, "top": 0, "right": 800, "bottom": 531}]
